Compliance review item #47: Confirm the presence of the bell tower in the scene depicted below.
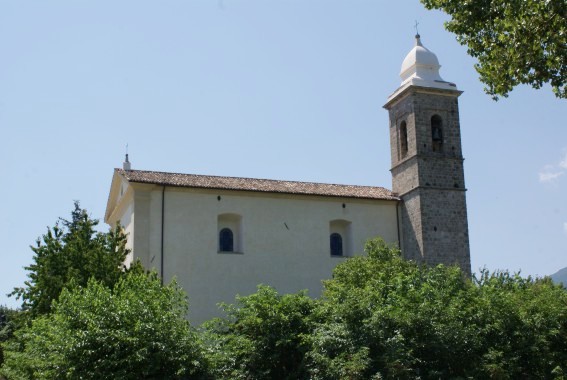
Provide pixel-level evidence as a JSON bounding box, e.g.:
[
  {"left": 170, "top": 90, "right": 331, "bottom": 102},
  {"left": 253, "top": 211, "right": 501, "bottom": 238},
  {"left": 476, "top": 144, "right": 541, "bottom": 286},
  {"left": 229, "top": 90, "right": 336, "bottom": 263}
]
[{"left": 384, "top": 35, "right": 471, "bottom": 274}]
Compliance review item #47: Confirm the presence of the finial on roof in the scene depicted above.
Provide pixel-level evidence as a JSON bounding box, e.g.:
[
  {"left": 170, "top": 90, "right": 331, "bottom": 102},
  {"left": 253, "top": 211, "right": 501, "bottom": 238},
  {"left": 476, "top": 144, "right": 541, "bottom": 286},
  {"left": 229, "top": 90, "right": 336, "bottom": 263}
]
[
  {"left": 415, "top": 34, "right": 423, "bottom": 47},
  {"left": 123, "top": 144, "right": 131, "bottom": 170},
  {"left": 414, "top": 21, "right": 422, "bottom": 46}
]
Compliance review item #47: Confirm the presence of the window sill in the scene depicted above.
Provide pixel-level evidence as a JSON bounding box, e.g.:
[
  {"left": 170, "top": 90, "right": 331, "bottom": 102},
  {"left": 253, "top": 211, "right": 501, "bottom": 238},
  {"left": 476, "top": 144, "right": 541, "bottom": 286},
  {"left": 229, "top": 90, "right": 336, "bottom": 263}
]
[{"left": 217, "top": 251, "right": 244, "bottom": 255}]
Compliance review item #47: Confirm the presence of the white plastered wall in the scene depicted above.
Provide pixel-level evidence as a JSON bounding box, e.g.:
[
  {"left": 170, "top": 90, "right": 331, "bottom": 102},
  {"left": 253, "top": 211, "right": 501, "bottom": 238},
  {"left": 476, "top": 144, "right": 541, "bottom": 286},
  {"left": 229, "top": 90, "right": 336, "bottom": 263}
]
[{"left": 116, "top": 184, "right": 398, "bottom": 324}]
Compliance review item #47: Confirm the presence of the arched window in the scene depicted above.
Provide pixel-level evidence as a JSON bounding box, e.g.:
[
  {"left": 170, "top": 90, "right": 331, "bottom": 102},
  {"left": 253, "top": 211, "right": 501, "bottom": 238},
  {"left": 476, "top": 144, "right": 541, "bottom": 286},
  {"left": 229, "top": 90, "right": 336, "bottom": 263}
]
[
  {"left": 400, "top": 121, "right": 408, "bottom": 158},
  {"left": 219, "top": 228, "right": 234, "bottom": 252},
  {"left": 218, "top": 213, "right": 242, "bottom": 253},
  {"left": 329, "top": 219, "right": 352, "bottom": 257},
  {"left": 330, "top": 233, "right": 343, "bottom": 256},
  {"left": 431, "top": 115, "right": 443, "bottom": 152}
]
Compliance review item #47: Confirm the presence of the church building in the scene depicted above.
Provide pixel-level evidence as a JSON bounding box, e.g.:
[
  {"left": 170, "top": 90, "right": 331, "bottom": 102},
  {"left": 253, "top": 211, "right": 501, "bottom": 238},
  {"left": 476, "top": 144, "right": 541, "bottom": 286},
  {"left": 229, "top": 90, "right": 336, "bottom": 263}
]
[{"left": 105, "top": 35, "right": 471, "bottom": 324}]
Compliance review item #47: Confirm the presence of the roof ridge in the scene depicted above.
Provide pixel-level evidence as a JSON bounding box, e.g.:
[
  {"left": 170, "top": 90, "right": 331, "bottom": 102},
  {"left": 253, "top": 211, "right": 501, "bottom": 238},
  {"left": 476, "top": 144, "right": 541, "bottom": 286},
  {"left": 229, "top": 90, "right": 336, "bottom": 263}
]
[
  {"left": 114, "top": 168, "right": 398, "bottom": 201},
  {"left": 115, "top": 168, "right": 392, "bottom": 191}
]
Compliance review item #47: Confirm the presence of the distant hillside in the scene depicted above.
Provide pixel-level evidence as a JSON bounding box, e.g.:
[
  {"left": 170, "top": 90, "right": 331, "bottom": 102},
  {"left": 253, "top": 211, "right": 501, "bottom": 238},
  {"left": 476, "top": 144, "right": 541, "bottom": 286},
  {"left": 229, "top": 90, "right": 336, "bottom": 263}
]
[{"left": 550, "top": 267, "right": 567, "bottom": 287}]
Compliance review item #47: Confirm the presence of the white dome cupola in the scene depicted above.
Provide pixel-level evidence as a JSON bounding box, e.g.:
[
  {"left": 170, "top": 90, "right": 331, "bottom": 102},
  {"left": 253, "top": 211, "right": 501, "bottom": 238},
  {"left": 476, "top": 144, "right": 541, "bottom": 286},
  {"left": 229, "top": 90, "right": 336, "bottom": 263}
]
[{"left": 397, "top": 34, "right": 457, "bottom": 91}]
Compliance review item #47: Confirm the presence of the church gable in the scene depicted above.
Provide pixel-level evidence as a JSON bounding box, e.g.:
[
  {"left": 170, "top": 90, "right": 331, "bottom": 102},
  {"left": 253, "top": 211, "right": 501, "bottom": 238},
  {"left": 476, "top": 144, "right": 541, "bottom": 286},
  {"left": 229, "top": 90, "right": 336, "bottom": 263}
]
[
  {"left": 104, "top": 170, "right": 140, "bottom": 229},
  {"left": 104, "top": 171, "right": 127, "bottom": 225}
]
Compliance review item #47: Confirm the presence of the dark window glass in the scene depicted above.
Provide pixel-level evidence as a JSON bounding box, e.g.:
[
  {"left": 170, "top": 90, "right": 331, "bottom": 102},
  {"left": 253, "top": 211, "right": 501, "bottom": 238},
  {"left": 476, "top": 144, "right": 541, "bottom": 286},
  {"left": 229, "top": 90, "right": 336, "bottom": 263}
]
[
  {"left": 330, "top": 233, "right": 343, "bottom": 256},
  {"left": 219, "top": 228, "right": 234, "bottom": 252}
]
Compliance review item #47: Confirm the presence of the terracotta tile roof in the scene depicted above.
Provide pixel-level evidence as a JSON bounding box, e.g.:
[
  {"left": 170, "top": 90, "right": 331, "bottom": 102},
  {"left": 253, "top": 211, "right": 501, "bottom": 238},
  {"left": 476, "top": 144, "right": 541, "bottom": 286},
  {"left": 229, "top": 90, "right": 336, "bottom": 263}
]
[{"left": 116, "top": 169, "right": 398, "bottom": 201}]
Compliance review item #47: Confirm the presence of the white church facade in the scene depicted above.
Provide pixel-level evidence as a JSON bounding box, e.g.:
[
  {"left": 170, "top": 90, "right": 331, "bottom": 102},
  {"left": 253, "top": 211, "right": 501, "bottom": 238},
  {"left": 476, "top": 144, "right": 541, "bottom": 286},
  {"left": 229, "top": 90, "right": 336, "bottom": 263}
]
[{"left": 105, "top": 35, "right": 471, "bottom": 324}]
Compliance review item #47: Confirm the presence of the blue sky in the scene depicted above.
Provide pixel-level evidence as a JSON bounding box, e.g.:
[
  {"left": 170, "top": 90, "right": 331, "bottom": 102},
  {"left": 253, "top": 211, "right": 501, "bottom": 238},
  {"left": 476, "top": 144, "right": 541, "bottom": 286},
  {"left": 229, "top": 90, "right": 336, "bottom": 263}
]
[{"left": 1, "top": 1, "right": 565, "bottom": 308}]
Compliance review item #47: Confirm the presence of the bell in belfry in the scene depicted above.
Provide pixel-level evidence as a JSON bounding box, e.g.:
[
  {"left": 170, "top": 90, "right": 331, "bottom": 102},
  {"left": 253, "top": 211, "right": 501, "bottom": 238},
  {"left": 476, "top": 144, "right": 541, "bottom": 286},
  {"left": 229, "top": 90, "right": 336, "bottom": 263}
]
[{"left": 432, "top": 126, "right": 443, "bottom": 141}]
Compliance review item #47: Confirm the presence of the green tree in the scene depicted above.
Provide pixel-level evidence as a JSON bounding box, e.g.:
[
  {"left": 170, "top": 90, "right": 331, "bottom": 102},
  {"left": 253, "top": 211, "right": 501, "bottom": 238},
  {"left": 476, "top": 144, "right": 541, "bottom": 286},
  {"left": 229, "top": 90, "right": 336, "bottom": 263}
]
[
  {"left": 0, "top": 306, "right": 23, "bottom": 368},
  {"left": 11, "top": 202, "right": 129, "bottom": 317},
  {"left": 420, "top": 0, "right": 566, "bottom": 99},
  {"left": 1, "top": 272, "right": 207, "bottom": 380},
  {"left": 305, "top": 238, "right": 567, "bottom": 379},
  {"left": 472, "top": 270, "right": 567, "bottom": 378},
  {"left": 203, "top": 285, "right": 316, "bottom": 380}
]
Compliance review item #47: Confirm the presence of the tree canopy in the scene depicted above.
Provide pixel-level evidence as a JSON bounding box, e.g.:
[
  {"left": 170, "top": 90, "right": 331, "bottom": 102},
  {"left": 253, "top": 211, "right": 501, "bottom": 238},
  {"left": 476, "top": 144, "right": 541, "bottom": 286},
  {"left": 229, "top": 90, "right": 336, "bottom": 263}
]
[
  {"left": 307, "top": 238, "right": 567, "bottom": 378},
  {"left": 203, "top": 238, "right": 567, "bottom": 379},
  {"left": 3, "top": 199, "right": 567, "bottom": 379},
  {"left": 11, "top": 202, "right": 129, "bottom": 317},
  {"left": 204, "top": 286, "right": 316, "bottom": 380},
  {"left": 0, "top": 306, "right": 23, "bottom": 369},
  {"left": 1, "top": 272, "right": 207, "bottom": 380},
  {"left": 420, "top": 0, "right": 566, "bottom": 99}
]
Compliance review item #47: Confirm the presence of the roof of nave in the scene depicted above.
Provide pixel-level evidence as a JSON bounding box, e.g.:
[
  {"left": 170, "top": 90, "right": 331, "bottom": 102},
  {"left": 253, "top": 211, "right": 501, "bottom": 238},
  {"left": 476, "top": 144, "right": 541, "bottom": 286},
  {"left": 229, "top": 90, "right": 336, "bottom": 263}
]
[{"left": 115, "top": 168, "right": 399, "bottom": 201}]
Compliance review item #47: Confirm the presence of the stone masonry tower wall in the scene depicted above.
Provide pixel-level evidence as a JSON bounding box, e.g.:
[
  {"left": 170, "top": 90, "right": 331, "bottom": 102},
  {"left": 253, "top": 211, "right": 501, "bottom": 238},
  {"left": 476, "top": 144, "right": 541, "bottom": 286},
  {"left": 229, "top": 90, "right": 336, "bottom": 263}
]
[
  {"left": 386, "top": 86, "right": 471, "bottom": 274},
  {"left": 384, "top": 36, "right": 471, "bottom": 274}
]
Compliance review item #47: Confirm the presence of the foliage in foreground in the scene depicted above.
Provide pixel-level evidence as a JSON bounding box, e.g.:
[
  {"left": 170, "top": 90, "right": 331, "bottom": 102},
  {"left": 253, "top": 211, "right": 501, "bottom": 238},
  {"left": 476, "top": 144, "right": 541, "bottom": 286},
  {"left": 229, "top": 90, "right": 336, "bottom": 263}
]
[
  {"left": 204, "top": 286, "right": 316, "bottom": 380},
  {"left": 420, "top": 0, "right": 566, "bottom": 99},
  {"left": 307, "top": 238, "right": 567, "bottom": 379},
  {"left": 3, "top": 199, "right": 566, "bottom": 380},
  {"left": 203, "top": 238, "right": 567, "bottom": 379},
  {"left": 11, "top": 202, "right": 130, "bottom": 318},
  {"left": 1, "top": 272, "right": 207, "bottom": 380},
  {"left": 0, "top": 306, "right": 23, "bottom": 369}
]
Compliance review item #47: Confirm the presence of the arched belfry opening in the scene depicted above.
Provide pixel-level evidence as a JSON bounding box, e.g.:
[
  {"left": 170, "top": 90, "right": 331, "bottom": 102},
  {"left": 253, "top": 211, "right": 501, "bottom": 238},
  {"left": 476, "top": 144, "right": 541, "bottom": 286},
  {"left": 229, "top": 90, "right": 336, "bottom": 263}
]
[
  {"left": 431, "top": 115, "right": 443, "bottom": 152},
  {"left": 400, "top": 121, "right": 408, "bottom": 158}
]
